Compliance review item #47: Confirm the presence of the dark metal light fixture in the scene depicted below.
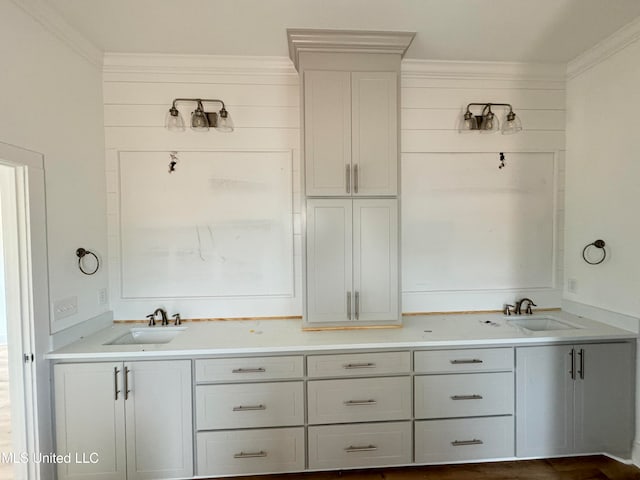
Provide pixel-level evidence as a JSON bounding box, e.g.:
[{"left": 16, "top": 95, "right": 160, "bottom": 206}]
[
  {"left": 459, "top": 103, "right": 522, "bottom": 134},
  {"left": 166, "top": 98, "right": 234, "bottom": 132}
]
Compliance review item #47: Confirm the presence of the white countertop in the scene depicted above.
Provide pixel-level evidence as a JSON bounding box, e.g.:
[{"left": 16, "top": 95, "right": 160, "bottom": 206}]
[{"left": 46, "top": 311, "right": 637, "bottom": 361}]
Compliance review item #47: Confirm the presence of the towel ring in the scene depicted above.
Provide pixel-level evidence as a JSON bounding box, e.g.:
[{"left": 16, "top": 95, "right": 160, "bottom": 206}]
[
  {"left": 582, "top": 239, "right": 606, "bottom": 265},
  {"left": 76, "top": 247, "right": 100, "bottom": 275}
]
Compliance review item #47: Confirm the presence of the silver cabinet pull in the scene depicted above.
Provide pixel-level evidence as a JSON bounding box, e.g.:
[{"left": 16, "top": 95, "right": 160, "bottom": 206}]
[
  {"left": 232, "top": 404, "right": 266, "bottom": 412},
  {"left": 344, "top": 399, "right": 377, "bottom": 406},
  {"left": 114, "top": 367, "right": 121, "bottom": 400},
  {"left": 578, "top": 348, "right": 585, "bottom": 380},
  {"left": 346, "top": 164, "right": 351, "bottom": 194},
  {"left": 124, "top": 366, "right": 130, "bottom": 400},
  {"left": 451, "top": 394, "right": 483, "bottom": 401},
  {"left": 354, "top": 164, "right": 359, "bottom": 193},
  {"left": 451, "top": 439, "right": 483, "bottom": 447},
  {"left": 347, "top": 291, "right": 352, "bottom": 320},
  {"left": 234, "top": 451, "right": 267, "bottom": 459},
  {"left": 345, "top": 445, "right": 377, "bottom": 453},
  {"left": 569, "top": 348, "right": 576, "bottom": 380},
  {"left": 450, "top": 359, "right": 483, "bottom": 364},
  {"left": 355, "top": 291, "right": 360, "bottom": 320},
  {"left": 343, "top": 362, "right": 376, "bottom": 369},
  {"left": 232, "top": 368, "right": 266, "bottom": 374}
]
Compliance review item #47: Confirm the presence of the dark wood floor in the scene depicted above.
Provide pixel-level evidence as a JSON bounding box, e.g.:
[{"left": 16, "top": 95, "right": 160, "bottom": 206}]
[{"left": 216, "top": 456, "right": 640, "bottom": 480}]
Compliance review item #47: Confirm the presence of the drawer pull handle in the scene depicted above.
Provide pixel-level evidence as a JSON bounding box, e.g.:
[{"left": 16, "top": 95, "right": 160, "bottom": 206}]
[
  {"left": 234, "top": 451, "right": 267, "bottom": 459},
  {"left": 343, "top": 362, "right": 376, "bottom": 369},
  {"left": 451, "top": 394, "right": 484, "bottom": 401},
  {"left": 451, "top": 439, "right": 484, "bottom": 447},
  {"left": 232, "top": 404, "right": 266, "bottom": 412},
  {"left": 450, "top": 359, "right": 483, "bottom": 364},
  {"left": 344, "top": 399, "right": 377, "bottom": 406},
  {"left": 232, "top": 368, "right": 266, "bottom": 374},
  {"left": 345, "top": 445, "right": 377, "bottom": 453}
]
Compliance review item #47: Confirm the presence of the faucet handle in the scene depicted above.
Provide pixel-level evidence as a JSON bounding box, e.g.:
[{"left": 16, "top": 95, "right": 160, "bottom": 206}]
[
  {"left": 525, "top": 301, "right": 537, "bottom": 315},
  {"left": 503, "top": 304, "right": 515, "bottom": 316},
  {"left": 146, "top": 314, "right": 156, "bottom": 327},
  {"left": 172, "top": 313, "right": 182, "bottom": 326}
]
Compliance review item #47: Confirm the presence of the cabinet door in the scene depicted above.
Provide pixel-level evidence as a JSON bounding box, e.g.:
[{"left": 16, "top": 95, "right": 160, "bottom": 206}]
[
  {"left": 574, "top": 342, "right": 634, "bottom": 457},
  {"left": 351, "top": 71, "right": 398, "bottom": 196},
  {"left": 352, "top": 199, "right": 398, "bottom": 322},
  {"left": 125, "top": 360, "right": 193, "bottom": 480},
  {"left": 54, "top": 363, "right": 126, "bottom": 480},
  {"left": 306, "top": 199, "right": 353, "bottom": 323},
  {"left": 515, "top": 345, "right": 574, "bottom": 457},
  {"left": 304, "top": 70, "right": 351, "bottom": 196}
]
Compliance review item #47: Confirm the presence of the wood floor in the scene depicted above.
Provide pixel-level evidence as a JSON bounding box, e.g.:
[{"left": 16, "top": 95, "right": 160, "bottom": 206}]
[
  {"left": 224, "top": 456, "right": 640, "bottom": 480},
  {"left": 0, "top": 345, "right": 13, "bottom": 480}
]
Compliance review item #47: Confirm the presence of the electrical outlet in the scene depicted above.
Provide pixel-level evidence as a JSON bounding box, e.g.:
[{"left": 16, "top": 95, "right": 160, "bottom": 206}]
[
  {"left": 98, "top": 288, "right": 108, "bottom": 306},
  {"left": 53, "top": 296, "right": 78, "bottom": 320},
  {"left": 567, "top": 278, "right": 577, "bottom": 294}
]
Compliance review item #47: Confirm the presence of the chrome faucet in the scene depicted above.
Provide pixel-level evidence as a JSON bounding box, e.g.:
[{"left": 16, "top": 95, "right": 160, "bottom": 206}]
[
  {"left": 515, "top": 298, "right": 537, "bottom": 315},
  {"left": 147, "top": 307, "right": 169, "bottom": 326}
]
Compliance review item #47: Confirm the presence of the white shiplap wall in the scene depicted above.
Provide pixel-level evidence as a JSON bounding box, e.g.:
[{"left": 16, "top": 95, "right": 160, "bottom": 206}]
[{"left": 103, "top": 55, "right": 565, "bottom": 319}]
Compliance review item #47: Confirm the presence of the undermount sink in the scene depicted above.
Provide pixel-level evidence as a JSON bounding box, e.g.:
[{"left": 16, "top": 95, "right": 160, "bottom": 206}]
[
  {"left": 508, "top": 316, "right": 577, "bottom": 332},
  {"left": 105, "top": 327, "right": 187, "bottom": 345}
]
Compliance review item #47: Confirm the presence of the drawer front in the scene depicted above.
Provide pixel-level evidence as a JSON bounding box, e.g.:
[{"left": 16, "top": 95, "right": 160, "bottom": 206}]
[
  {"left": 415, "top": 417, "right": 514, "bottom": 463},
  {"left": 308, "top": 376, "right": 411, "bottom": 424},
  {"left": 307, "top": 351, "right": 410, "bottom": 378},
  {"left": 195, "top": 356, "right": 303, "bottom": 382},
  {"left": 196, "top": 382, "right": 303, "bottom": 430},
  {"left": 197, "top": 427, "right": 304, "bottom": 476},
  {"left": 414, "top": 348, "right": 513, "bottom": 373},
  {"left": 308, "top": 422, "right": 412, "bottom": 469},
  {"left": 415, "top": 372, "right": 514, "bottom": 419}
]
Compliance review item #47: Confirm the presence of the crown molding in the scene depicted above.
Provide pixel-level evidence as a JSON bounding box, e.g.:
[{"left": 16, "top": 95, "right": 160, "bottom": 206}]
[
  {"left": 103, "top": 53, "right": 297, "bottom": 76},
  {"left": 567, "top": 16, "right": 640, "bottom": 80},
  {"left": 287, "top": 29, "right": 415, "bottom": 71},
  {"left": 402, "top": 59, "right": 566, "bottom": 82},
  {"left": 10, "top": 0, "right": 103, "bottom": 68}
]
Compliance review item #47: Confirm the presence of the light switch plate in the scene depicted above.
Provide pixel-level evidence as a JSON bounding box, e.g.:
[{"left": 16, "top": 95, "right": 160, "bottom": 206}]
[{"left": 53, "top": 296, "right": 78, "bottom": 320}]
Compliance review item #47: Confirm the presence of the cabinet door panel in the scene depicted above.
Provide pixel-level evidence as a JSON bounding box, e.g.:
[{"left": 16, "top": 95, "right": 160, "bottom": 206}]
[
  {"left": 575, "top": 342, "right": 634, "bottom": 457},
  {"left": 54, "top": 363, "right": 126, "bottom": 480},
  {"left": 516, "top": 345, "right": 574, "bottom": 457},
  {"left": 352, "top": 71, "right": 397, "bottom": 196},
  {"left": 304, "top": 70, "right": 351, "bottom": 196},
  {"left": 353, "top": 199, "right": 398, "bottom": 322},
  {"left": 306, "top": 199, "right": 353, "bottom": 323},
  {"left": 125, "top": 360, "right": 193, "bottom": 480}
]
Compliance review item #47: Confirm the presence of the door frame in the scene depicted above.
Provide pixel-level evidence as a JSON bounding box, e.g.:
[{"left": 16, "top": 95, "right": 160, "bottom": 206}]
[{"left": 0, "top": 140, "right": 51, "bottom": 480}]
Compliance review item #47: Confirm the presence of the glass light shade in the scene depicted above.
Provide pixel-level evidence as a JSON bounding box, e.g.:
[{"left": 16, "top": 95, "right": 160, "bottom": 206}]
[
  {"left": 191, "top": 104, "right": 209, "bottom": 131},
  {"left": 165, "top": 107, "right": 185, "bottom": 131},
  {"left": 458, "top": 110, "right": 478, "bottom": 132},
  {"left": 480, "top": 110, "right": 499, "bottom": 133},
  {"left": 215, "top": 108, "right": 234, "bottom": 133},
  {"left": 502, "top": 111, "right": 523, "bottom": 135}
]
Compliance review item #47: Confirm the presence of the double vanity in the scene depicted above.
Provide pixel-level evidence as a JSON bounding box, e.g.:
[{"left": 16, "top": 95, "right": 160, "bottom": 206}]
[{"left": 47, "top": 311, "right": 636, "bottom": 480}]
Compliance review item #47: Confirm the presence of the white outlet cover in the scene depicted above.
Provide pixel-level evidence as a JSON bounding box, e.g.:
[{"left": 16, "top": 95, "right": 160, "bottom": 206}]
[{"left": 53, "top": 296, "right": 78, "bottom": 320}]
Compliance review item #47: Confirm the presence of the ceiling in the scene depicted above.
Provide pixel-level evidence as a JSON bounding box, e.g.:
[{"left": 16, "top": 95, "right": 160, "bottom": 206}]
[{"left": 49, "top": 0, "right": 640, "bottom": 63}]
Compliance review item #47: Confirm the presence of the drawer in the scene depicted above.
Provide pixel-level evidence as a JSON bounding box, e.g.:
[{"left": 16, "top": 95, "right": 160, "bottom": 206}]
[
  {"left": 307, "top": 351, "right": 410, "bottom": 378},
  {"left": 196, "top": 382, "right": 303, "bottom": 430},
  {"left": 415, "top": 417, "right": 514, "bottom": 463},
  {"left": 308, "top": 422, "right": 412, "bottom": 469},
  {"left": 414, "top": 348, "right": 513, "bottom": 373},
  {"left": 308, "top": 376, "right": 411, "bottom": 424},
  {"left": 197, "top": 427, "right": 304, "bottom": 476},
  {"left": 415, "top": 372, "right": 514, "bottom": 419},
  {"left": 195, "top": 356, "right": 303, "bottom": 382}
]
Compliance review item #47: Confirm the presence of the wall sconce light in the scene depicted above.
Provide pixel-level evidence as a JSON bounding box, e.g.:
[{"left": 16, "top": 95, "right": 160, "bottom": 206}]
[
  {"left": 165, "top": 98, "right": 234, "bottom": 132},
  {"left": 459, "top": 103, "right": 522, "bottom": 135}
]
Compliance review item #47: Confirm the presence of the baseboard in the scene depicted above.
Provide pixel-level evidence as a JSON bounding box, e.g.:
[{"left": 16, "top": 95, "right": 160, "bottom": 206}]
[{"left": 632, "top": 441, "right": 640, "bottom": 467}]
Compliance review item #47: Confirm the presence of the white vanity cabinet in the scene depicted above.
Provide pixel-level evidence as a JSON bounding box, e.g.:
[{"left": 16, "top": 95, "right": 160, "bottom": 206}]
[
  {"left": 194, "top": 356, "right": 305, "bottom": 477},
  {"left": 516, "top": 342, "right": 634, "bottom": 458},
  {"left": 54, "top": 360, "right": 193, "bottom": 480},
  {"left": 414, "top": 348, "right": 515, "bottom": 463},
  {"left": 305, "top": 198, "right": 399, "bottom": 325},
  {"left": 304, "top": 70, "right": 397, "bottom": 197},
  {"left": 306, "top": 351, "right": 412, "bottom": 469}
]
